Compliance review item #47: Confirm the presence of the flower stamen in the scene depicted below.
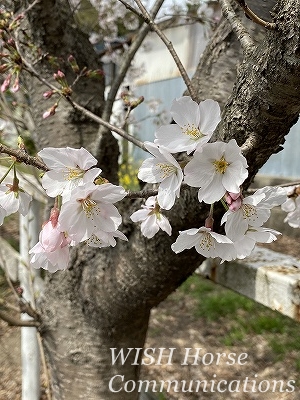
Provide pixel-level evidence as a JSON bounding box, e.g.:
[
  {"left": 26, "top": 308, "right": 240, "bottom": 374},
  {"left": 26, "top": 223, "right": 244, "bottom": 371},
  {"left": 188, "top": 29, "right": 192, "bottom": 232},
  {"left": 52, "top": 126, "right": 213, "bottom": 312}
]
[
  {"left": 182, "top": 124, "right": 203, "bottom": 140},
  {"left": 157, "top": 163, "right": 177, "bottom": 179},
  {"left": 213, "top": 156, "right": 229, "bottom": 174},
  {"left": 65, "top": 167, "right": 85, "bottom": 181}
]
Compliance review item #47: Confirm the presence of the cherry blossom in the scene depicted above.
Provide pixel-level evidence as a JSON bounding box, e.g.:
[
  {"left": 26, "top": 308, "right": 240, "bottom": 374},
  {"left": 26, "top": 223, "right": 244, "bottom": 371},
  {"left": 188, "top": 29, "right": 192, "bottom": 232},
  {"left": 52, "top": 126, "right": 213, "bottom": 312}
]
[
  {"left": 280, "top": 186, "right": 300, "bottom": 228},
  {"left": 58, "top": 182, "right": 126, "bottom": 244},
  {"left": 232, "top": 226, "right": 281, "bottom": 259},
  {"left": 29, "top": 214, "right": 71, "bottom": 273},
  {"left": 171, "top": 227, "right": 236, "bottom": 262},
  {"left": 184, "top": 139, "right": 248, "bottom": 204},
  {"left": 138, "top": 142, "right": 183, "bottom": 210},
  {"left": 86, "top": 230, "right": 128, "bottom": 248},
  {"left": 130, "top": 196, "right": 172, "bottom": 238},
  {"left": 38, "top": 146, "right": 101, "bottom": 199},
  {"left": 282, "top": 196, "right": 300, "bottom": 228},
  {"left": 222, "top": 186, "right": 287, "bottom": 241},
  {"left": 30, "top": 237, "right": 70, "bottom": 272},
  {"left": 0, "top": 183, "right": 32, "bottom": 219},
  {"left": 155, "top": 96, "right": 221, "bottom": 154}
]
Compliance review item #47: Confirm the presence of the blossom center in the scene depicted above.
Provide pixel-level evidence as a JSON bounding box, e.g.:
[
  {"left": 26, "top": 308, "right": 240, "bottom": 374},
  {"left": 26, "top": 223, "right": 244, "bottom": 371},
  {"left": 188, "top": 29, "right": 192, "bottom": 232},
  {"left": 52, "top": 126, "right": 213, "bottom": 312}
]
[
  {"left": 199, "top": 232, "right": 214, "bottom": 251},
  {"left": 242, "top": 204, "right": 257, "bottom": 220},
  {"left": 213, "top": 156, "right": 229, "bottom": 174},
  {"left": 66, "top": 167, "right": 85, "bottom": 181},
  {"left": 157, "top": 163, "right": 177, "bottom": 179},
  {"left": 182, "top": 124, "right": 203, "bottom": 140},
  {"left": 78, "top": 196, "right": 100, "bottom": 218}
]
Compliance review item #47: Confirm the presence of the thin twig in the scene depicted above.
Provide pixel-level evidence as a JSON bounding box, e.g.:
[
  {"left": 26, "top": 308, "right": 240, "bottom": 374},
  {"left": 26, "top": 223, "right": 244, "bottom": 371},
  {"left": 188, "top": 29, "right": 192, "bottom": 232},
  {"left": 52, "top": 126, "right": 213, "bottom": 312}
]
[
  {"left": 235, "top": 0, "right": 276, "bottom": 30},
  {"left": 133, "top": 0, "right": 196, "bottom": 100},
  {"left": 19, "top": 0, "right": 41, "bottom": 17},
  {"left": 97, "top": 0, "right": 165, "bottom": 155},
  {"left": 71, "top": 100, "right": 147, "bottom": 151},
  {"left": 118, "top": 0, "right": 142, "bottom": 19},
  {"left": 219, "top": 0, "right": 255, "bottom": 54}
]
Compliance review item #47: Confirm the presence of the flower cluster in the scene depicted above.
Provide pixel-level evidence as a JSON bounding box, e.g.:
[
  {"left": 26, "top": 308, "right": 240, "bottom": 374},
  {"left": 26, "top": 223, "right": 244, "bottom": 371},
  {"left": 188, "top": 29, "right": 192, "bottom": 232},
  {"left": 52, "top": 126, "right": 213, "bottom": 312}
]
[
  {"left": 29, "top": 147, "right": 127, "bottom": 272},
  {"left": 0, "top": 96, "right": 295, "bottom": 273},
  {"left": 134, "top": 96, "right": 288, "bottom": 262}
]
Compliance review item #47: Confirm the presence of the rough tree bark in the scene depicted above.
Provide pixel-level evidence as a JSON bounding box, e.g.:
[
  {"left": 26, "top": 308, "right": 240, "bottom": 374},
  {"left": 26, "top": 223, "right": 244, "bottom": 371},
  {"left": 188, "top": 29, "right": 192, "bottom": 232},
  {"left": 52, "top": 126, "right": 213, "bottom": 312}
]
[{"left": 5, "top": 0, "right": 300, "bottom": 399}]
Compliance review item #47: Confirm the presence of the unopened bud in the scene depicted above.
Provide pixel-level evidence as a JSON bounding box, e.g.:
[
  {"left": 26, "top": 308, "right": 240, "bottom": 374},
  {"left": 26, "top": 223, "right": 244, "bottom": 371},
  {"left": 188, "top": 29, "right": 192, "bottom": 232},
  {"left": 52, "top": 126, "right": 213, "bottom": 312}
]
[
  {"left": 7, "top": 38, "right": 16, "bottom": 48},
  {"left": 205, "top": 215, "right": 214, "bottom": 229},
  {"left": 85, "top": 69, "right": 104, "bottom": 79},
  {"left": 0, "top": 73, "right": 11, "bottom": 92},
  {"left": 43, "top": 103, "right": 58, "bottom": 119},
  {"left": 15, "top": 286, "right": 23, "bottom": 296},
  {"left": 54, "top": 70, "right": 65, "bottom": 79},
  {"left": 43, "top": 90, "right": 54, "bottom": 99},
  {"left": 11, "top": 76, "right": 19, "bottom": 92},
  {"left": 130, "top": 96, "right": 144, "bottom": 110},
  {"left": 68, "top": 54, "right": 80, "bottom": 74},
  {"left": 49, "top": 206, "right": 60, "bottom": 227},
  {"left": 0, "top": 64, "right": 9, "bottom": 73}
]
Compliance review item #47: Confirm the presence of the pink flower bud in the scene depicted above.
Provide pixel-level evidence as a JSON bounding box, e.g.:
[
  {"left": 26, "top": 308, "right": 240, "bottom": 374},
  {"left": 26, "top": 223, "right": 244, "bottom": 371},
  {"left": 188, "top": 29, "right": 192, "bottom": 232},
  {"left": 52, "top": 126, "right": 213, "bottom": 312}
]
[
  {"left": 11, "top": 76, "right": 19, "bottom": 92},
  {"left": 229, "top": 197, "right": 242, "bottom": 211},
  {"left": 49, "top": 206, "right": 60, "bottom": 227},
  {"left": 43, "top": 90, "right": 54, "bottom": 99},
  {"left": 1, "top": 73, "right": 11, "bottom": 92},
  {"left": 205, "top": 215, "right": 214, "bottom": 229},
  {"left": 53, "top": 70, "right": 66, "bottom": 82},
  {"left": 228, "top": 191, "right": 241, "bottom": 201},
  {"left": 42, "top": 103, "right": 57, "bottom": 119}
]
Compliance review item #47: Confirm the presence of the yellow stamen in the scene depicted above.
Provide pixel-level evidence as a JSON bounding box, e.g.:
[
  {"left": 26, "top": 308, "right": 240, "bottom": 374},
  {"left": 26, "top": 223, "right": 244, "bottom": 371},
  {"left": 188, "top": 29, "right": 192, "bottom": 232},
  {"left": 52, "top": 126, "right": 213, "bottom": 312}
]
[
  {"left": 199, "top": 232, "right": 214, "bottom": 251},
  {"left": 78, "top": 196, "right": 100, "bottom": 219},
  {"left": 242, "top": 204, "right": 257, "bottom": 220},
  {"left": 65, "top": 167, "right": 84, "bottom": 181},
  {"left": 157, "top": 163, "right": 176, "bottom": 179},
  {"left": 213, "top": 156, "right": 229, "bottom": 174},
  {"left": 182, "top": 124, "right": 203, "bottom": 140}
]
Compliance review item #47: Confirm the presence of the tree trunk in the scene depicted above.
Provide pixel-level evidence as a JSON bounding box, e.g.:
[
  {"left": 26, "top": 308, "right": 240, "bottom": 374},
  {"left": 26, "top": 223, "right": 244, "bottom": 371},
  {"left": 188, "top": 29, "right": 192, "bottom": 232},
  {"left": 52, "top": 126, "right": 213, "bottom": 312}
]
[{"left": 12, "top": 0, "right": 300, "bottom": 399}]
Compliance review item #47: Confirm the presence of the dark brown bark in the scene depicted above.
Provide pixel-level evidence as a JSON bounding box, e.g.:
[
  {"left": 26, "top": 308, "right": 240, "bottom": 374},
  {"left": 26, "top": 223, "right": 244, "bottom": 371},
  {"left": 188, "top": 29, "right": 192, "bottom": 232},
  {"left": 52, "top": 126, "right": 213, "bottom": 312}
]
[
  {"left": 217, "top": 0, "right": 300, "bottom": 186},
  {"left": 6, "top": 0, "right": 300, "bottom": 399}
]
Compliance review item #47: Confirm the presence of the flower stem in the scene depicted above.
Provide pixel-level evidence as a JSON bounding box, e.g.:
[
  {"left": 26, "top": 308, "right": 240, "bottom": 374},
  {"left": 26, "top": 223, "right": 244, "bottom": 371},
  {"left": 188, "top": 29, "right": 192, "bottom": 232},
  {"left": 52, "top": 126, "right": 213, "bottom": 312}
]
[{"left": 0, "top": 160, "right": 16, "bottom": 184}]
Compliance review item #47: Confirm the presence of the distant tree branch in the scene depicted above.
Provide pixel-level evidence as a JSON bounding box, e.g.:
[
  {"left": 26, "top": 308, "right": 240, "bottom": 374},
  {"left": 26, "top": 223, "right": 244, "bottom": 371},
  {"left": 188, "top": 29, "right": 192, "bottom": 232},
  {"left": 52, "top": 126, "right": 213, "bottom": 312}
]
[
  {"left": 133, "top": 0, "right": 197, "bottom": 101},
  {"left": 219, "top": 0, "right": 255, "bottom": 54}
]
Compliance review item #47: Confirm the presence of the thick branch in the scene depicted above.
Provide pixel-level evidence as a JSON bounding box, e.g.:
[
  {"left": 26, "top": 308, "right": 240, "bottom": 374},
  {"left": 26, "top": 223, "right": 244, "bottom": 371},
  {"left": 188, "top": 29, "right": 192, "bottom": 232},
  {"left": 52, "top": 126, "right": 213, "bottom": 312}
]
[{"left": 216, "top": 0, "right": 300, "bottom": 184}]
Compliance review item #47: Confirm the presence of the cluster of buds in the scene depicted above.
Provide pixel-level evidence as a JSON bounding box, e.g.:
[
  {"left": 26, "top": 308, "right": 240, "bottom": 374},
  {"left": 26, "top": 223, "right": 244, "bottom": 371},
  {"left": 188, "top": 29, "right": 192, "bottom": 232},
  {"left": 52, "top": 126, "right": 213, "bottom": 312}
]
[{"left": 0, "top": 20, "right": 22, "bottom": 93}]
